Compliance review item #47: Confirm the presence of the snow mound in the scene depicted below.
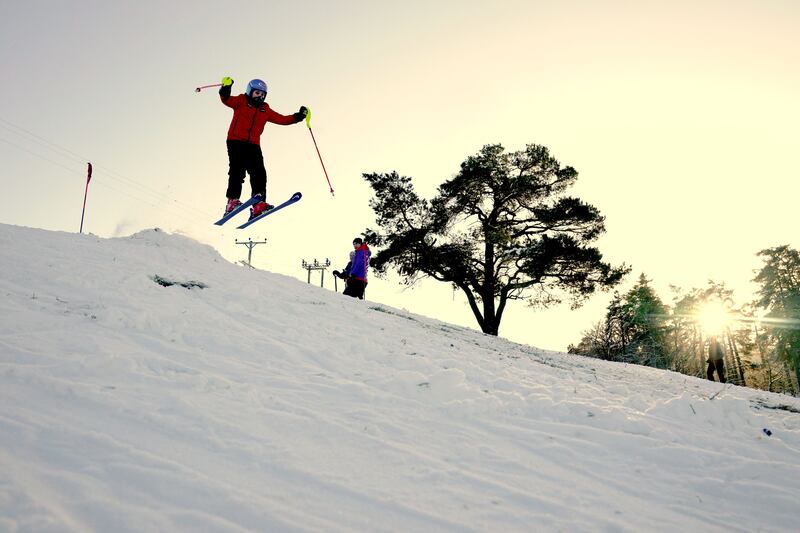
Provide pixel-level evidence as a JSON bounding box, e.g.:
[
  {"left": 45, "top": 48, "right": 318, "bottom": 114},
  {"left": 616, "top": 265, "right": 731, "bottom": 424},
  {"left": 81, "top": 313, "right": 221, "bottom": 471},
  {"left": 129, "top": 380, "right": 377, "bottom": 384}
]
[{"left": 1, "top": 223, "right": 799, "bottom": 532}]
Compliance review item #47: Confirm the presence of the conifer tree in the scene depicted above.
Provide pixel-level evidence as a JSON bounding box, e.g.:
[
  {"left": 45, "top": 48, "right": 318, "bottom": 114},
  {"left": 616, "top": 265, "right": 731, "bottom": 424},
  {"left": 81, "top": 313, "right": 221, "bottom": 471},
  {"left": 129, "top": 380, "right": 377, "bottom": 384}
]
[
  {"left": 363, "top": 143, "right": 628, "bottom": 336},
  {"left": 754, "top": 246, "right": 800, "bottom": 392},
  {"left": 573, "top": 274, "right": 668, "bottom": 366},
  {"left": 616, "top": 274, "right": 670, "bottom": 366}
]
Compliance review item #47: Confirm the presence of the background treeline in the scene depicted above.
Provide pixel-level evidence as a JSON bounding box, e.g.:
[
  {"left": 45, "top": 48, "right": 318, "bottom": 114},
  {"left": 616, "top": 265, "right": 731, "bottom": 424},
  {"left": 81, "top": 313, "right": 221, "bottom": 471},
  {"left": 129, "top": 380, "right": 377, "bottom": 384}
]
[{"left": 568, "top": 246, "right": 800, "bottom": 396}]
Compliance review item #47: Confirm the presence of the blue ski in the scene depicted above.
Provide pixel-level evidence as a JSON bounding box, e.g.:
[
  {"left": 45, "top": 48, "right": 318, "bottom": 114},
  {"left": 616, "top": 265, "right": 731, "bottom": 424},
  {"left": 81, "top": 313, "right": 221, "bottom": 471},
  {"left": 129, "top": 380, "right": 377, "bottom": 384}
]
[
  {"left": 213, "top": 195, "right": 263, "bottom": 226},
  {"left": 236, "top": 192, "right": 302, "bottom": 229}
]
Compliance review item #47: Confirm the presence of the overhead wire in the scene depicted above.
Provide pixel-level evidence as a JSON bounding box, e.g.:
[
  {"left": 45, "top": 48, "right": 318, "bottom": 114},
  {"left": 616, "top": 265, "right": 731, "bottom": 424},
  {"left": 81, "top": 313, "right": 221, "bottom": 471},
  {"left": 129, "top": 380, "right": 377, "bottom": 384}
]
[
  {"left": 0, "top": 134, "right": 212, "bottom": 229},
  {"left": 0, "top": 116, "right": 219, "bottom": 226},
  {"left": 0, "top": 137, "right": 83, "bottom": 176}
]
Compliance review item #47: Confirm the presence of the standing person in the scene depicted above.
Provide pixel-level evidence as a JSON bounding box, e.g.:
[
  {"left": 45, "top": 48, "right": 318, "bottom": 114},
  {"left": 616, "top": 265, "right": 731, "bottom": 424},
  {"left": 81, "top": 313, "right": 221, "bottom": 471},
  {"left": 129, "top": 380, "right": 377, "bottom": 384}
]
[
  {"left": 707, "top": 336, "right": 727, "bottom": 383},
  {"left": 335, "top": 238, "right": 370, "bottom": 300},
  {"left": 347, "top": 238, "right": 371, "bottom": 299},
  {"left": 218, "top": 76, "right": 307, "bottom": 219},
  {"left": 333, "top": 251, "right": 355, "bottom": 294}
]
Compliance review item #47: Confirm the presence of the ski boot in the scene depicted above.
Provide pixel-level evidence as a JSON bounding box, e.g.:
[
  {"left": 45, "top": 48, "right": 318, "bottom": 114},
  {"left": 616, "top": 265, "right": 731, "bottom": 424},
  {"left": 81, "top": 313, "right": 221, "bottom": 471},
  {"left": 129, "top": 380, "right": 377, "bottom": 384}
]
[
  {"left": 225, "top": 198, "right": 242, "bottom": 214},
  {"left": 250, "top": 201, "right": 275, "bottom": 219}
]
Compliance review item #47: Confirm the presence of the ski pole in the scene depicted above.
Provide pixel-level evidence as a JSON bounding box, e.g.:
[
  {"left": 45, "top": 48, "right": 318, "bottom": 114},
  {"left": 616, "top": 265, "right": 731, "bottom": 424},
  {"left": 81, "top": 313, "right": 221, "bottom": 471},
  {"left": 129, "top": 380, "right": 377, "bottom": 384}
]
[
  {"left": 79, "top": 162, "right": 92, "bottom": 234},
  {"left": 304, "top": 108, "right": 335, "bottom": 196},
  {"left": 195, "top": 83, "right": 223, "bottom": 93}
]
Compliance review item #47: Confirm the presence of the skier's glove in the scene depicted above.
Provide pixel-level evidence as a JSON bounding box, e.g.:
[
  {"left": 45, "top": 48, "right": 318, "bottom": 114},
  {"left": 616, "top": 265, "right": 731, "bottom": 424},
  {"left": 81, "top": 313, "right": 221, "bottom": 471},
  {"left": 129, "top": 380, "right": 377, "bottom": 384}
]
[
  {"left": 219, "top": 77, "right": 234, "bottom": 99},
  {"left": 293, "top": 106, "right": 308, "bottom": 122}
]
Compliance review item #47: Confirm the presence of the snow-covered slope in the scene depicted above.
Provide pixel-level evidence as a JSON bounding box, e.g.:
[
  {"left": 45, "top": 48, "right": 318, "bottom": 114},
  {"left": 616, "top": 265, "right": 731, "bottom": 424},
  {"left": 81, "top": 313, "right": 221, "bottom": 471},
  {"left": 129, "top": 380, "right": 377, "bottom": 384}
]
[{"left": 1, "top": 223, "right": 798, "bottom": 532}]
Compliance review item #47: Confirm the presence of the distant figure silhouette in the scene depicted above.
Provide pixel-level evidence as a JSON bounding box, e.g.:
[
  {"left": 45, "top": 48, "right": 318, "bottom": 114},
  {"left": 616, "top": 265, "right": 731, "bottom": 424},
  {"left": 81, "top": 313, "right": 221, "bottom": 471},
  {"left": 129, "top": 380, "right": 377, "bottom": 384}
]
[{"left": 706, "top": 336, "right": 727, "bottom": 383}]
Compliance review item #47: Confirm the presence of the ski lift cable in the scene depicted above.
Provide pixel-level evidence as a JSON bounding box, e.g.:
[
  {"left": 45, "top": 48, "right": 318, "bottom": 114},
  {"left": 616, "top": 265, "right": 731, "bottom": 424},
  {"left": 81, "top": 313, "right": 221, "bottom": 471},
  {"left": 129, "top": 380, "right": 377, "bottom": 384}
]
[
  {"left": 0, "top": 117, "right": 217, "bottom": 219},
  {"left": 0, "top": 135, "right": 211, "bottom": 228}
]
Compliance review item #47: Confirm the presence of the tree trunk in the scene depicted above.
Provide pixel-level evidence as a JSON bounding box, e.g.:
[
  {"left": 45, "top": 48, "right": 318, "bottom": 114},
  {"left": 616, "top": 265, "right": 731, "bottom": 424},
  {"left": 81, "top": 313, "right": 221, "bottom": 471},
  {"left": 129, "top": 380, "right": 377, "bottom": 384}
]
[
  {"left": 785, "top": 361, "right": 797, "bottom": 396},
  {"left": 482, "top": 239, "right": 497, "bottom": 335},
  {"left": 483, "top": 318, "right": 500, "bottom": 336},
  {"left": 693, "top": 328, "right": 703, "bottom": 378},
  {"left": 794, "top": 361, "right": 800, "bottom": 396},
  {"left": 726, "top": 328, "right": 746, "bottom": 386},
  {"left": 753, "top": 323, "right": 774, "bottom": 392},
  {"left": 482, "top": 300, "right": 498, "bottom": 335},
  {"left": 458, "top": 283, "right": 485, "bottom": 333}
]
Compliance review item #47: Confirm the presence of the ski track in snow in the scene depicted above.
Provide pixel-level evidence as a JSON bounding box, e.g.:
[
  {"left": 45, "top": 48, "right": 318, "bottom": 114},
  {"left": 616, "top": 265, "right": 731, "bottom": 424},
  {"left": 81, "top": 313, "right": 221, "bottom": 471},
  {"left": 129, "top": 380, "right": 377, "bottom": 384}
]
[{"left": 1, "top": 224, "right": 799, "bottom": 532}]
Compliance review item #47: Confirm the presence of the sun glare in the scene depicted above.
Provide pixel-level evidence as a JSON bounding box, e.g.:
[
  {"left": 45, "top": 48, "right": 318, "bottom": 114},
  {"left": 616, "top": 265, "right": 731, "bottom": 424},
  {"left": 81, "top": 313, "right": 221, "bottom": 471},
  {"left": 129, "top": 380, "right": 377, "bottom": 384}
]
[{"left": 696, "top": 302, "right": 732, "bottom": 335}]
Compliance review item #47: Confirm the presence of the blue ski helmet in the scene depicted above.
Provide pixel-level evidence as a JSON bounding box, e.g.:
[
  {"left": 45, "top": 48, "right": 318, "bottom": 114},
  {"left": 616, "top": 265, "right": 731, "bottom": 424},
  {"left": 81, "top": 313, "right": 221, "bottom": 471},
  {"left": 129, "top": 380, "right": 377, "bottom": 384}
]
[{"left": 245, "top": 79, "right": 268, "bottom": 104}]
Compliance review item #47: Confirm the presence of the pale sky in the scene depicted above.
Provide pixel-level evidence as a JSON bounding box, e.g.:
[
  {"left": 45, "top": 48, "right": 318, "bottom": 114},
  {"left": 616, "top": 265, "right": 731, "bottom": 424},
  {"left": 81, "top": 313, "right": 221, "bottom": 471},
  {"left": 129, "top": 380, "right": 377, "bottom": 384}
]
[{"left": 1, "top": 0, "right": 798, "bottom": 350}]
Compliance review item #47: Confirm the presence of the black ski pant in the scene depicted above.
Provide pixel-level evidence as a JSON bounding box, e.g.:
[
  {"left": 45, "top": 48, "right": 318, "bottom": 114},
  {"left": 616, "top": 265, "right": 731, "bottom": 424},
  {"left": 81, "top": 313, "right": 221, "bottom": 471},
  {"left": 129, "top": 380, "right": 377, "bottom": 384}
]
[
  {"left": 706, "top": 359, "right": 726, "bottom": 383},
  {"left": 344, "top": 279, "right": 367, "bottom": 300},
  {"left": 226, "top": 140, "right": 267, "bottom": 200}
]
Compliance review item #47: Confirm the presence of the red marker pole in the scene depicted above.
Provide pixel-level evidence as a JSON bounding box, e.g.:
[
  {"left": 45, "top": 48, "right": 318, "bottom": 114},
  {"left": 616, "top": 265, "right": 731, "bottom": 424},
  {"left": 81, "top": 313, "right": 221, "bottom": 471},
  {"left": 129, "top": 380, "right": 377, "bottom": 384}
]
[
  {"left": 79, "top": 162, "right": 92, "bottom": 234},
  {"left": 305, "top": 109, "right": 334, "bottom": 196}
]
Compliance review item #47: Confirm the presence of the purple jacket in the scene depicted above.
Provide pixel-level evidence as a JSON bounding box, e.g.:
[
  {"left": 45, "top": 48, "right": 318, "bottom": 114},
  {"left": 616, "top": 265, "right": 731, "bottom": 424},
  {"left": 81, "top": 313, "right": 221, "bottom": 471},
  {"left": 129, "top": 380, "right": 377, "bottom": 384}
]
[{"left": 349, "top": 243, "right": 371, "bottom": 281}]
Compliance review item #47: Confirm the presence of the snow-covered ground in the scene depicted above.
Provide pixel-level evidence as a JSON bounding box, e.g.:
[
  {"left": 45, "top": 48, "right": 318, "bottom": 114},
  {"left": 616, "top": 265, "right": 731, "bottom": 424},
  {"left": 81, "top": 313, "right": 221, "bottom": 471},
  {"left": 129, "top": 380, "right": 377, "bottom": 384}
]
[{"left": 1, "top": 223, "right": 798, "bottom": 532}]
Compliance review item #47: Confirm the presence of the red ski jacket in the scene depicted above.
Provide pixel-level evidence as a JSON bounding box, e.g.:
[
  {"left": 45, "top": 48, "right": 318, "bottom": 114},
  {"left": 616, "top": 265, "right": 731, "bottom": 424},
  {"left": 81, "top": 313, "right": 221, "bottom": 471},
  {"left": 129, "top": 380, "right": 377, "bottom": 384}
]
[{"left": 220, "top": 93, "right": 299, "bottom": 145}]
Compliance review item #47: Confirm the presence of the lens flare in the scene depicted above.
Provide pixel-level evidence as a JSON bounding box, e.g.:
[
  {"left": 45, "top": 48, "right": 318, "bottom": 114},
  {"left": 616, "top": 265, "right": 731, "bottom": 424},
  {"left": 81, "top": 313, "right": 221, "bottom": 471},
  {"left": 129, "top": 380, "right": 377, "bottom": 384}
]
[{"left": 695, "top": 302, "right": 732, "bottom": 335}]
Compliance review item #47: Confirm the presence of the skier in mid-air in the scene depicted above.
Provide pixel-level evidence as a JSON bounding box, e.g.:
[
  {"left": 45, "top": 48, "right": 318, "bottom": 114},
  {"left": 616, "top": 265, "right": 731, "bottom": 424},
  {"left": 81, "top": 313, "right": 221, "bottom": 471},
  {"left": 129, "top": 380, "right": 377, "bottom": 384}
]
[{"left": 218, "top": 76, "right": 307, "bottom": 219}]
